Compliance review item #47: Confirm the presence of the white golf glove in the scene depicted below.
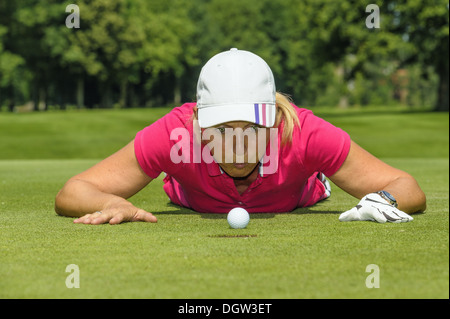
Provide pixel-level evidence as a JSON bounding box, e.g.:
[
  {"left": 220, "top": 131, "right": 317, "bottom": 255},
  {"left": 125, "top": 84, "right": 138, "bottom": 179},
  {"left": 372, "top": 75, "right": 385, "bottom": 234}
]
[{"left": 339, "top": 193, "right": 413, "bottom": 223}]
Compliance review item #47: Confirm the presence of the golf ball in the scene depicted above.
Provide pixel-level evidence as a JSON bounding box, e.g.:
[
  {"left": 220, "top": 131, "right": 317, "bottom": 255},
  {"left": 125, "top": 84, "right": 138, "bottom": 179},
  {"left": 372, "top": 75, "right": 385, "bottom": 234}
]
[{"left": 227, "top": 207, "right": 250, "bottom": 229}]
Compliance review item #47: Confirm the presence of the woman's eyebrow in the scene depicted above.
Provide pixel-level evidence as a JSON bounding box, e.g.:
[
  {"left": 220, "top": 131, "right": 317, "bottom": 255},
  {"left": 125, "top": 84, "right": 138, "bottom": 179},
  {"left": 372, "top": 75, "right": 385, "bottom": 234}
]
[
  {"left": 213, "top": 124, "right": 236, "bottom": 129},
  {"left": 214, "top": 123, "right": 262, "bottom": 129}
]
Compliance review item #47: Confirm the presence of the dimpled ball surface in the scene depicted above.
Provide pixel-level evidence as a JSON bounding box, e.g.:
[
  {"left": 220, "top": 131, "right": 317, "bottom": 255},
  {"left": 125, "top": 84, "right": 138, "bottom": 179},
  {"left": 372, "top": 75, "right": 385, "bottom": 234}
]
[{"left": 227, "top": 207, "right": 250, "bottom": 229}]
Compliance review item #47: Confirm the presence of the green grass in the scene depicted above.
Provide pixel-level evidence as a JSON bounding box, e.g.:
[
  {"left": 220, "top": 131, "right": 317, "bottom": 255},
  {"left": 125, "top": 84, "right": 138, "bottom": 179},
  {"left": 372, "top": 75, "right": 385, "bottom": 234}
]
[
  {"left": 0, "top": 107, "right": 448, "bottom": 299},
  {"left": 0, "top": 107, "right": 170, "bottom": 159},
  {"left": 0, "top": 106, "right": 448, "bottom": 159}
]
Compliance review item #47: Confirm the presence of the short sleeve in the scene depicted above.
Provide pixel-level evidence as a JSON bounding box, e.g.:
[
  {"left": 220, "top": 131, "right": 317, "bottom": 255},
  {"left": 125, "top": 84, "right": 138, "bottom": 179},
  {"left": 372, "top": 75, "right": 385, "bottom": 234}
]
[
  {"left": 294, "top": 109, "right": 351, "bottom": 177},
  {"left": 134, "top": 104, "right": 194, "bottom": 179}
]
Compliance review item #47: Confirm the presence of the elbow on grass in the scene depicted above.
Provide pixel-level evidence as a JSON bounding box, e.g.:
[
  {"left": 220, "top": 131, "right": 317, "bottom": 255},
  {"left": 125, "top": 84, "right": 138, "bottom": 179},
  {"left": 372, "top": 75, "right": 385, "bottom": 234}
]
[
  {"left": 54, "top": 189, "right": 66, "bottom": 217},
  {"left": 417, "top": 190, "right": 427, "bottom": 214}
]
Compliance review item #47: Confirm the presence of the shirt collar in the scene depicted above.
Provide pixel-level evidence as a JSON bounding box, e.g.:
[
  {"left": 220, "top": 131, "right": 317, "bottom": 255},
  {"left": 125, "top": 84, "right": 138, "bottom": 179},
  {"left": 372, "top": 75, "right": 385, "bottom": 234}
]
[
  {"left": 206, "top": 160, "right": 223, "bottom": 176},
  {"left": 206, "top": 159, "right": 271, "bottom": 178}
]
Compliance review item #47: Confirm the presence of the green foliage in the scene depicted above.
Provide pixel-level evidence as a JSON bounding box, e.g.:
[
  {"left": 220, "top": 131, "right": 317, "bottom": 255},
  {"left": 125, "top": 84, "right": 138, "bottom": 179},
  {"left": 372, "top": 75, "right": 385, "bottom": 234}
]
[{"left": 0, "top": 0, "right": 448, "bottom": 110}]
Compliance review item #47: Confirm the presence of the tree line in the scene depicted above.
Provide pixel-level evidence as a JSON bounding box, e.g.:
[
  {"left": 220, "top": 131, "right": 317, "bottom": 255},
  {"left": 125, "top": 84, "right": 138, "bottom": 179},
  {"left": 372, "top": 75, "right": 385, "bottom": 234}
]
[{"left": 0, "top": 0, "right": 448, "bottom": 112}]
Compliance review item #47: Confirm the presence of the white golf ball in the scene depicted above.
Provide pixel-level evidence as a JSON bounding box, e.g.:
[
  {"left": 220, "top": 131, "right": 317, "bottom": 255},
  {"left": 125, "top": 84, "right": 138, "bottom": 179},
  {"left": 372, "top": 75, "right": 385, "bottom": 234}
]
[{"left": 227, "top": 207, "right": 250, "bottom": 229}]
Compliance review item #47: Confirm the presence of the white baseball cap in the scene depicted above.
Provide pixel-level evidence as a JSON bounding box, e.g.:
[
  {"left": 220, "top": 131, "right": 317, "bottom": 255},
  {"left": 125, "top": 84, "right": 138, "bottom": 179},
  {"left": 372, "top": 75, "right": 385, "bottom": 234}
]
[{"left": 196, "top": 48, "right": 276, "bottom": 128}]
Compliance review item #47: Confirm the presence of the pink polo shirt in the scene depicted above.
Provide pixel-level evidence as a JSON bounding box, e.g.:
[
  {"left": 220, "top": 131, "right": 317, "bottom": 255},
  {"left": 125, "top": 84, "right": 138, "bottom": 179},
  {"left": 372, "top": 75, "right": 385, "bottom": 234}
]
[{"left": 134, "top": 103, "right": 350, "bottom": 213}]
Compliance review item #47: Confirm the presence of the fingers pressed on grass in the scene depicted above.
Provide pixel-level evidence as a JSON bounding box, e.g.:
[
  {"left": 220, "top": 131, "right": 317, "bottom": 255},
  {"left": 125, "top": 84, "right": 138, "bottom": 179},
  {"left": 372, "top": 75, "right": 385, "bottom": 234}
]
[
  {"left": 109, "top": 213, "right": 126, "bottom": 225},
  {"left": 91, "top": 214, "right": 109, "bottom": 225},
  {"left": 73, "top": 209, "right": 156, "bottom": 225},
  {"left": 74, "top": 212, "right": 105, "bottom": 224},
  {"left": 73, "top": 214, "right": 92, "bottom": 224},
  {"left": 134, "top": 211, "right": 157, "bottom": 223}
]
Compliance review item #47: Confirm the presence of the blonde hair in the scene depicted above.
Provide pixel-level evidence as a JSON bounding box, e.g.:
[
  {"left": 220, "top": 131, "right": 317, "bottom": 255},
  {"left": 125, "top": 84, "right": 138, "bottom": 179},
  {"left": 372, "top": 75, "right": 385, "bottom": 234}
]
[
  {"left": 190, "top": 92, "right": 300, "bottom": 146},
  {"left": 275, "top": 92, "right": 300, "bottom": 146}
]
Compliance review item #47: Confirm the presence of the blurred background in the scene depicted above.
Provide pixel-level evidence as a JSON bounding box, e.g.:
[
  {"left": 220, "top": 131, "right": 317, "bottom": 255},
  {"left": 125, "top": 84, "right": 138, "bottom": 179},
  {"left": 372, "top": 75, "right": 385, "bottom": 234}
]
[{"left": 0, "top": 0, "right": 448, "bottom": 112}]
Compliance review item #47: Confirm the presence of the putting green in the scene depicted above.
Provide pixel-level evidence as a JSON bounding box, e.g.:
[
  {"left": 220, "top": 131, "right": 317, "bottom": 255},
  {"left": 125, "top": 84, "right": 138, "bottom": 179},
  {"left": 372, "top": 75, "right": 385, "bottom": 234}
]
[{"left": 0, "top": 158, "right": 447, "bottom": 298}]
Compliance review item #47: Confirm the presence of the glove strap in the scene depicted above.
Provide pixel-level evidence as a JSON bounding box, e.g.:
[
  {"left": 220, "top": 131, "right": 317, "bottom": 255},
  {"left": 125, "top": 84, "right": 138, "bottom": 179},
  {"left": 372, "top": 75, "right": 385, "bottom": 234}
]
[{"left": 376, "top": 190, "right": 398, "bottom": 208}]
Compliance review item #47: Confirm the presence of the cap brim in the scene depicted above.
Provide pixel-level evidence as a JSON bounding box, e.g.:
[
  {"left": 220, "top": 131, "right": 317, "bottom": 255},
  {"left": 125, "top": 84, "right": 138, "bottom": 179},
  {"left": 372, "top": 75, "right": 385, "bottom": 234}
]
[{"left": 197, "top": 103, "right": 276, "bottom": 128}]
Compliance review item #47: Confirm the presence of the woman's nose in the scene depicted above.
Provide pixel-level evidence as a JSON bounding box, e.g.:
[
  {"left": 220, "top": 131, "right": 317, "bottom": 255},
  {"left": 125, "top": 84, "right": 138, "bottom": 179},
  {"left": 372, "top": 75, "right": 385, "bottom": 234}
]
[{"left": 232, "top": 131, "right": 246, "bottom": 163}]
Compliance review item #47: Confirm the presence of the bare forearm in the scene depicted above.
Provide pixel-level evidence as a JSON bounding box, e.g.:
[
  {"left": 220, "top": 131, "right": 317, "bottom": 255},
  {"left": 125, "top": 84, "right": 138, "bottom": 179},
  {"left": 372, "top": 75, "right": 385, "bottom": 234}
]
[
  {"left": 383, "top": 176, "right": 426, "bottom": 214},
  {"left": 55, "top": 179, "right": 132, "bottom": 218}
]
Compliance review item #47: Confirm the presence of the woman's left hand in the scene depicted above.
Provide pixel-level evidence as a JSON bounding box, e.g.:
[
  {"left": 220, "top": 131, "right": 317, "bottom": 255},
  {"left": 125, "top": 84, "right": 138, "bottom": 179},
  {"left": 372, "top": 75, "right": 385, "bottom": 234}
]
[{"left": 339, "top": 193, "right": 413, "bottom": 223}]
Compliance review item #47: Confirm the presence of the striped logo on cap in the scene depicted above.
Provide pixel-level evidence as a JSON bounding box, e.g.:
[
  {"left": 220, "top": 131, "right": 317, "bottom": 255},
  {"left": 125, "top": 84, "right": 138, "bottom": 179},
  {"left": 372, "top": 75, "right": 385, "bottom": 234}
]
[{"left": 254, "top": 103, "right": 272, "bottom": 126}]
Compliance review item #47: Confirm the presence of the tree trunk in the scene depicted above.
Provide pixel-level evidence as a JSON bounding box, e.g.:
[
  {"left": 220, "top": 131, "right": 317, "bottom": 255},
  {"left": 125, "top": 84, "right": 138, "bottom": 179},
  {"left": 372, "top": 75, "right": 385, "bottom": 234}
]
[
  {"left": 119, "top": 79, "right": 127, "bottom": 108},
  {"left": 435, "top": 65, "right": 449, "bottom": 111},
  {"left": 32, "top": 81, "right": 39, "bottom": 112},
  {"left": 174, "top": 76, "right": 181, "bottom": 105},
  {"left": 7, "top": 84, "right": 14, "bottom": 112},
  {"left": 129, "top": 85, "right": 138, "bottom": 108},
  {"left": 76, "top": 76, "right": 84, "bottom": 109},
  {"left": 38, "top": 85, "right": 47, "bottom": 111},
  {"left": 100, "top": 81, "right": 112, "bottom": 109}
]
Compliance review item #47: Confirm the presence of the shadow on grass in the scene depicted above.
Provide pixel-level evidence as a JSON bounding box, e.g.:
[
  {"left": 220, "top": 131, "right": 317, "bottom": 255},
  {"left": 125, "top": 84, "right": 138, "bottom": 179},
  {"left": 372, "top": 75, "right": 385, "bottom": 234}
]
[{"left": 152, "top": 202, "right": 342, "bottom": 219}]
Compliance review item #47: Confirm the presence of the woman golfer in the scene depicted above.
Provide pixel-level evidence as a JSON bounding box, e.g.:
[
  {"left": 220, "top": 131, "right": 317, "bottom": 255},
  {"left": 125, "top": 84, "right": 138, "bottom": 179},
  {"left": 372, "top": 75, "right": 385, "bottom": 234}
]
[{"left": 55, "top": 48, "right": 426, "bottom": 225}]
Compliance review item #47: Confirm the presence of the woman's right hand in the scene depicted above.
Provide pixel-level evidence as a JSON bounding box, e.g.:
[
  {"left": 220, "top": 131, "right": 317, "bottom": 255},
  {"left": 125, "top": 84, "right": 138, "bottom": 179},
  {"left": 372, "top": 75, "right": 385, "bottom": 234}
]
[
  {"left": 56, "top": 140, "right": 157, "bottom": 225},
  {"left": 73, "top": 202, "right": 157, "bottom": 225}
]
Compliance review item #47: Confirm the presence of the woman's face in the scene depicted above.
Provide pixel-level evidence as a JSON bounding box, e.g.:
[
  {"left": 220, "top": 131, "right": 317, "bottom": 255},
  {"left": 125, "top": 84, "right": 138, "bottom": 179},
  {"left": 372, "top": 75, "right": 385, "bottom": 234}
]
[{"left": 202, "top": 121, "right": 271, "bottom": 178}]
